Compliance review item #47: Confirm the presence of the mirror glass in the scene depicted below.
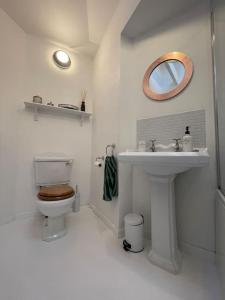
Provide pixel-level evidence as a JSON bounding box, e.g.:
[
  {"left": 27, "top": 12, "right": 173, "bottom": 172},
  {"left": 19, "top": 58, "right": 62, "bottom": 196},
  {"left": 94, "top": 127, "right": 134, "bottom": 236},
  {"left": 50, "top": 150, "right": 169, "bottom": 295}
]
[{"left": 149, "top": 60, "right": 185, "bottom": 94}]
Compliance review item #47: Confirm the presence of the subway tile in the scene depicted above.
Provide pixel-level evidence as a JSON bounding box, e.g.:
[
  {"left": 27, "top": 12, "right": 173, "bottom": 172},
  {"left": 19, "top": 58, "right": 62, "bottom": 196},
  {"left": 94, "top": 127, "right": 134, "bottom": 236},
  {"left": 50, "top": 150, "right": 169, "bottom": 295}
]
[{"left": 137, "top": 110, "right": 206, "bottom": 148}]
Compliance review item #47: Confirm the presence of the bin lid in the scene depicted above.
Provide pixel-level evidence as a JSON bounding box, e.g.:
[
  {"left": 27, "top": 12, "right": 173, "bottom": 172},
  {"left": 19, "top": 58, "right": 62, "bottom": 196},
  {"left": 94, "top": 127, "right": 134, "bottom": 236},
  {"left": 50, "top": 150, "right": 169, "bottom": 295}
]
[{"left": 125, "top": 213, "right": 143, "bottom": 226}]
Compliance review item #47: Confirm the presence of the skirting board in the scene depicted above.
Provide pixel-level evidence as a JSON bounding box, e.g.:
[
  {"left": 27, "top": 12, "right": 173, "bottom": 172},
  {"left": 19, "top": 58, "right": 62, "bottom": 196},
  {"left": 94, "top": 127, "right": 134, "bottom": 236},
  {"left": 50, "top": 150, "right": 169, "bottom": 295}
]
[
  {"left": 16, "top": 210, "right": 39, "bottom": 220},
  {"left": 117, "top": 227, "right": 125, "bottom": 239},
  {"left": 89, "top": 203, "right": 117, "bottom": 235},
  {"left": 180, "top": 242, "right": 215, "bottom": 263},
  {"left": 0, "top": 204, "right": 94, "bottom": 227},
  {"left": 0, "top": 215, "right": 15, "bottom": 226},
  {"left": 0, "top": 210, "right": 38, "bottom": 227}
]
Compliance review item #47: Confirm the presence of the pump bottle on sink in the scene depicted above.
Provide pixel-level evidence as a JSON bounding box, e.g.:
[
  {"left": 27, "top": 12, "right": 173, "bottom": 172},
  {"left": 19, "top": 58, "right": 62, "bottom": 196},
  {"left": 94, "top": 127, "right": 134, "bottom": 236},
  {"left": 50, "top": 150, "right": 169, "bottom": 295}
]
[{"left": 182, "top": 126, "right": 193, "bottom": 152}]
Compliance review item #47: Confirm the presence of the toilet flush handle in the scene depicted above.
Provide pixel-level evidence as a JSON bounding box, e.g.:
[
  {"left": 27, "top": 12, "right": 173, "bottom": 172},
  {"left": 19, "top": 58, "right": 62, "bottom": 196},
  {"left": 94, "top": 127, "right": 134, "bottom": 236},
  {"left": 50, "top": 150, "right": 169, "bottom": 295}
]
[{"left": 65, "top": 160, "right": 73, "bottom": 166}]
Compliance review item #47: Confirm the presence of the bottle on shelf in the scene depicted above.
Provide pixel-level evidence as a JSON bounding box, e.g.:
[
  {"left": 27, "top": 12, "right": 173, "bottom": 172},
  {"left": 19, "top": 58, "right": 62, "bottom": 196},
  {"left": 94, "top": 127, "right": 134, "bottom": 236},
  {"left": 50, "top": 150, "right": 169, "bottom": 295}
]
[
  {"left": 81, "top": 101, "right": 85, "bottom": 112},
  {"left": 80, "top": 89, "right": 87, "bottom": 112}
]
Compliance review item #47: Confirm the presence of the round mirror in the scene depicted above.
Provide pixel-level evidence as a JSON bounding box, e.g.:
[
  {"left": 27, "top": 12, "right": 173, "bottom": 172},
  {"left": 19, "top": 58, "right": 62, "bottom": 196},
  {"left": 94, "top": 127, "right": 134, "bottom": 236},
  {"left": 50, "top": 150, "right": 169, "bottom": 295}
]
[{"left": 143, "top": 52, "right": 193, "bottom": 101}]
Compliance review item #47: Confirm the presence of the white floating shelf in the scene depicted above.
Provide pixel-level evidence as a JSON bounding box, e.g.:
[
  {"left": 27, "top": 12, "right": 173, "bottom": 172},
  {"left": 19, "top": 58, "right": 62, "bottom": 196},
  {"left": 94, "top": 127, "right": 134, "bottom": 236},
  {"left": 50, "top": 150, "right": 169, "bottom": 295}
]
[{"left": 24, "top": 102, "right": 92, "bottom": 125}]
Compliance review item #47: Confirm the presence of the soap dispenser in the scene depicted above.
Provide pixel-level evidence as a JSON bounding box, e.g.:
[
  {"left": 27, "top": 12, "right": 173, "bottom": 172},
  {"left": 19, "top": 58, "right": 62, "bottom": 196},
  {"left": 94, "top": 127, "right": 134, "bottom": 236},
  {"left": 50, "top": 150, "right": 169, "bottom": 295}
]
[{"left": 182, "top": 126, "right": 193, "bottom": 152}]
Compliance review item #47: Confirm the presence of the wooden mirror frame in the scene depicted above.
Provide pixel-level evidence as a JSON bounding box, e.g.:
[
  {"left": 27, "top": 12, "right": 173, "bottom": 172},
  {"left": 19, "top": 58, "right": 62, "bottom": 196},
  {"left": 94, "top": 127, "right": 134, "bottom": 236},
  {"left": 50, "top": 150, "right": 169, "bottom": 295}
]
[{"left": 143, "top": 52, "right": 193, "bottom": 101}]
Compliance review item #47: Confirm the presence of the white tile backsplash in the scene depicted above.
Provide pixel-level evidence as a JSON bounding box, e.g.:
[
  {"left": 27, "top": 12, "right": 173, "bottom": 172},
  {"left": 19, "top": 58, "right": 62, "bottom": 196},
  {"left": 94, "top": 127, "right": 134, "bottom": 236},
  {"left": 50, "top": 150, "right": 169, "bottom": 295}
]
[{"left": 137, "top": 110, "right": 206, "bottom": 148}]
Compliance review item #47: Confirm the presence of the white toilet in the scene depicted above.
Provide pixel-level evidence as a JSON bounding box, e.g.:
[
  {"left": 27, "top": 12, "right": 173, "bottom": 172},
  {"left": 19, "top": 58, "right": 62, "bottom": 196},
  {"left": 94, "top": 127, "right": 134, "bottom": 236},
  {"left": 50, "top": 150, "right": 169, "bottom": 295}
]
[{"left": 34, "top": 154, "right": 75, "bottom": 242}]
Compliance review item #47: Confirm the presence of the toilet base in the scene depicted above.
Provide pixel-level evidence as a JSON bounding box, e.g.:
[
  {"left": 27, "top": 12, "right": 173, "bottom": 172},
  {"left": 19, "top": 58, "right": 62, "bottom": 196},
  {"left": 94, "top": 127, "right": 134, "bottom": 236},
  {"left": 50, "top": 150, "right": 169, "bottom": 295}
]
[{"left": 42, "top": 215, "right": 67, "bottom": 242}]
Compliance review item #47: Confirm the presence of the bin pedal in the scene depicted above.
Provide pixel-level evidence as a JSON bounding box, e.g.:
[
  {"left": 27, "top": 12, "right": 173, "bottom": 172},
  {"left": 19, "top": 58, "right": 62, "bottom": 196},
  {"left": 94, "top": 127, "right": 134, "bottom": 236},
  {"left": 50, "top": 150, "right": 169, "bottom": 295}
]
[{"left": 123, "top": 240, "right": 131, "bottom": 252}]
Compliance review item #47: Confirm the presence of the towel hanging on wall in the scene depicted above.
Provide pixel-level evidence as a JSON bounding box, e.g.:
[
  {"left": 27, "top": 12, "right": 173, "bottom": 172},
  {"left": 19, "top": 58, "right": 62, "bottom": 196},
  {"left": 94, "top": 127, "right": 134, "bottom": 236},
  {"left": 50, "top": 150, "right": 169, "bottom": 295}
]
[{"left": 103, "top": 155, "right": 118, "bottom": 201}]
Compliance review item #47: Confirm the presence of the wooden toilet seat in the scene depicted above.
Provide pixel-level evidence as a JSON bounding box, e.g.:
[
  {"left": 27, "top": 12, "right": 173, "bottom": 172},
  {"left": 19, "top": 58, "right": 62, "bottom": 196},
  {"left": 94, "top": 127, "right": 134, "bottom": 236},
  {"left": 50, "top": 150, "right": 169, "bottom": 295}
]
[{"left": 38, "top": 184, "right": 75, "bottom": 201}]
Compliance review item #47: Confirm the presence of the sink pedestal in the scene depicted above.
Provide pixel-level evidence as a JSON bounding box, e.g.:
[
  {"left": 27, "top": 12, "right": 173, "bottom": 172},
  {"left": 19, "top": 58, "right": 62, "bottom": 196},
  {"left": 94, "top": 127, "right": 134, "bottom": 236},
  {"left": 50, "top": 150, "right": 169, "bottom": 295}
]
[{"left": 148, "top": 175, "right": 181, "bottom": 273}]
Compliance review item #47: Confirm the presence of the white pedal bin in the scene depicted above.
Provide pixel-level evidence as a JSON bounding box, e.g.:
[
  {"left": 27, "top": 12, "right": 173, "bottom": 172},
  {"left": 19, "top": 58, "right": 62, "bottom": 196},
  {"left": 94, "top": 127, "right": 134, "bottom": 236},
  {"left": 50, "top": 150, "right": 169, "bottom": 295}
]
[{"left": 124, "top": 213, "right": 144, "bottom": 253}]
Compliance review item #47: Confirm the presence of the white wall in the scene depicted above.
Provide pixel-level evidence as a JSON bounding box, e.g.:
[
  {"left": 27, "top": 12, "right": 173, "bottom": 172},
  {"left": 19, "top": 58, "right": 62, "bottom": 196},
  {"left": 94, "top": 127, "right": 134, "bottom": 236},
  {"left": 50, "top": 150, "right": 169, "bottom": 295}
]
[
  {"left": 0, "top": 10, "right": 94, "bottom": 222},
  {"left": 0, "top": 9, "right": 27, "bottom": 224},
  {"left": 90, "top": 0, "right": 141, "bottom": 231},
  {"left": 119, "top": 0, "right": 216, "bottom": 252},
  {"left": 15, "top": 36, "right": 94, "bottom": 217}
]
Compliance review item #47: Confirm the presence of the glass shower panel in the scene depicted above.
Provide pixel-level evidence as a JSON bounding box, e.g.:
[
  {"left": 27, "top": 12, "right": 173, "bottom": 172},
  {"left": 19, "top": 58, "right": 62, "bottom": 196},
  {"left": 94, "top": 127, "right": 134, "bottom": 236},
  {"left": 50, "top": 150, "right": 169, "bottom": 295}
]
[{"left": 213, "top": 0, "right": 225, "bottom": 195}]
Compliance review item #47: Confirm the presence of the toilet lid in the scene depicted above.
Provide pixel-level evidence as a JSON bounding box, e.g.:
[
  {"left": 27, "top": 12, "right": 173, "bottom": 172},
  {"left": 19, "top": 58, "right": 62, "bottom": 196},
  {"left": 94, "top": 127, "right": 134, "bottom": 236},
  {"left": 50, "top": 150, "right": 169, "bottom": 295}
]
[{"left": 38, "top": 184, "right": 74, "bottom": 201}]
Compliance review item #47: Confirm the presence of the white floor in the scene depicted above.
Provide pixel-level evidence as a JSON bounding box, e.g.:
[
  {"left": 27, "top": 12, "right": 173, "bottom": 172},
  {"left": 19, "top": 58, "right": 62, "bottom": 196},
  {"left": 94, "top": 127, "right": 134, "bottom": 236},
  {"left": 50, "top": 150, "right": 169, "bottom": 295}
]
[{"left": 0, "top": 206, "right": 222, "bottom": 300}]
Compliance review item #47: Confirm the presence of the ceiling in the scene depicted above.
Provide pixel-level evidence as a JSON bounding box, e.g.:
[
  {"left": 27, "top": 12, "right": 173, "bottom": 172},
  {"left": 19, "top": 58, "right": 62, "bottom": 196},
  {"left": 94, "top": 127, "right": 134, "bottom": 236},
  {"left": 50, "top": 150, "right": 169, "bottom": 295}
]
[
  {"left": 0, "top": 0, "right": 119, "bottom": 55},
  {"left": 123, "top": 0, "right": 199, "bottom": 39}
]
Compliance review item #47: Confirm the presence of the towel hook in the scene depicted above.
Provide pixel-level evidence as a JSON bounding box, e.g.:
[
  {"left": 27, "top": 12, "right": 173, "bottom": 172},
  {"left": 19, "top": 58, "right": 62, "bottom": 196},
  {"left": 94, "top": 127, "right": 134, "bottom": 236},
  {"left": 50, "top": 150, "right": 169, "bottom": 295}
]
[{"left": 106, "top": 144, "right": 116, "bottom": 156}]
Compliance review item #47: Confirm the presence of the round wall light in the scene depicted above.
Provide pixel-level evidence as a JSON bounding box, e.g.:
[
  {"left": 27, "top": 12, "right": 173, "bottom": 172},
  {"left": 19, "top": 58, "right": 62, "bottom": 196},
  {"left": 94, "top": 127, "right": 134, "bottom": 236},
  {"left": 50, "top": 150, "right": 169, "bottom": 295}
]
[{"left": 53, "top": 50, "right": 71, "bottom": 69}]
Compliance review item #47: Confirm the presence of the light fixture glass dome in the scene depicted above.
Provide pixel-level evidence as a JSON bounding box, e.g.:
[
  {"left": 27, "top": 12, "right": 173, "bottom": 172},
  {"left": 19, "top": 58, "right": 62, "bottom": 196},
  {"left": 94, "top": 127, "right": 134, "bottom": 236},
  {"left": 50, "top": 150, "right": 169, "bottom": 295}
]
[{"left": 53, "top": 50, "right": 71, "bottom": 69}]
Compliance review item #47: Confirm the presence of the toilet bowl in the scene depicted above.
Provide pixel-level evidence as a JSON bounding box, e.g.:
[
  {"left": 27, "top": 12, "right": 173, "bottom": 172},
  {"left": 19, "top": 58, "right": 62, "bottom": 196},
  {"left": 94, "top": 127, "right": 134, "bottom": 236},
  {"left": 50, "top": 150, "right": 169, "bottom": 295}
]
[
  {"left": 37, "top": 196, "right": 74, "bottom": 217},
  {"left": 34, "top": 154, "right": 76, "bottom": 242},
  {"left": 36, "top": 189, "right": 75, "bottom": 242}
]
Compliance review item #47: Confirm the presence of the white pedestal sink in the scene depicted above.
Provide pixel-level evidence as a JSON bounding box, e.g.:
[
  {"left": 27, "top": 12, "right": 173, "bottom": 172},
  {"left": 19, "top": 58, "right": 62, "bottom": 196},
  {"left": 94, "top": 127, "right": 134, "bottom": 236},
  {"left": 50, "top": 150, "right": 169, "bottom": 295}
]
[{"left": 118, "top": 151, "right": 209, "bottom": 273}]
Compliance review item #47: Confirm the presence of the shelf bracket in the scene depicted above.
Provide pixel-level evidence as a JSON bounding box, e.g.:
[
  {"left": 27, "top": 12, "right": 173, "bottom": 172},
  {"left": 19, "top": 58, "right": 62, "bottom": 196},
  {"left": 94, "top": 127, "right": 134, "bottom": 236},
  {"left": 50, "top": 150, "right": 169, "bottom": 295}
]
[
  {"left": 34, "top": 106, "right": 38, "bottom": 121},
  {"left": 80, "top": 115, "right": 84, "bottom": 126}
]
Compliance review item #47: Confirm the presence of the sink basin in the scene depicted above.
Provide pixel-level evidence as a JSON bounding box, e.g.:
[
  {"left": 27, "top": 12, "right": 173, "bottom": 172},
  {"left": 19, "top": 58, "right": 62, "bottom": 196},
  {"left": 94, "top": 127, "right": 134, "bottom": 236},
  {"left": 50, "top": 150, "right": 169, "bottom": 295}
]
[
  {"left": 118, "top": 151, "right": 209, "bottom": 176},
  {"left": 118, "top": 151, "right": 209, "bottom": 273}
]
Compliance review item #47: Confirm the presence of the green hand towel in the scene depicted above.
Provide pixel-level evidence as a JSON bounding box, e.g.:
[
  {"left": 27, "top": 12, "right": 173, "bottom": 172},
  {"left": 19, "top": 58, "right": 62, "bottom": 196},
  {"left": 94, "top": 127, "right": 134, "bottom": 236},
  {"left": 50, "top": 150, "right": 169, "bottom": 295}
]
[{"left": 103, "top": 155, "right": 118, "bottom": 201}]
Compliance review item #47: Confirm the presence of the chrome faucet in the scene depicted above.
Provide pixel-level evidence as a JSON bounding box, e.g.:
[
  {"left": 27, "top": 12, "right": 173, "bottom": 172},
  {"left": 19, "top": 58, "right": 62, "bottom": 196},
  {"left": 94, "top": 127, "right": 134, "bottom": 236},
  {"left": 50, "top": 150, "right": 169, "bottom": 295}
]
[
  {"left": 149, "top": 139, "right": 156, "bottom": 152},
  {"left": 172, "top": 138, "right": 181, "bottom": 152}
]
